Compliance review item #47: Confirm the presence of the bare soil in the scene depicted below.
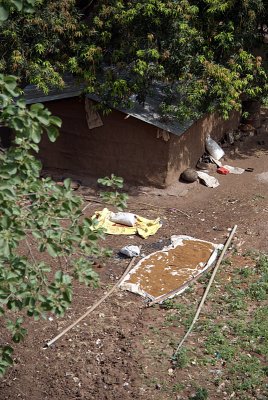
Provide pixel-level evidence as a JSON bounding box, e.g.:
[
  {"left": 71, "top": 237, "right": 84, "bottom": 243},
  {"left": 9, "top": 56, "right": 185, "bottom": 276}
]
[{"left": 1, "top": 115, "right": 268, "bottom": 400}]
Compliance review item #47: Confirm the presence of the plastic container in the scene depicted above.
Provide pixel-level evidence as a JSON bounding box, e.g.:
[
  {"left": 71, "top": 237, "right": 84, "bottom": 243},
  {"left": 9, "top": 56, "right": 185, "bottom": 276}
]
[
  {"left": 217, "top": 167, "right": 230, "bottom": 175},
  {"left": 205, "top": 136, "right": 225, "bottom": 160}
]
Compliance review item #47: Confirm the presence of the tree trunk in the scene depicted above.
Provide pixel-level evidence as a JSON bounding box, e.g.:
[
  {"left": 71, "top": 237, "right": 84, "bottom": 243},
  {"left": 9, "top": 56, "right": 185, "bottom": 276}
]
[{"left": 242, "top": 100, "right": 261, "bottom": 129}]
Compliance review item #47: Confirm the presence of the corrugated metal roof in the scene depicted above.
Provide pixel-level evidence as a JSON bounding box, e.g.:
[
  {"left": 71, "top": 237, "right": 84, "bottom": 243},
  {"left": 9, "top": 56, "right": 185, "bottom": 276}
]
[
  {"left": 117, "top": 93, "right": 192, "bottom": 136},
  {"left": 23, "top": 75, "right": 85, "bottom": 104},
  {"left": 23, "top": 77, "right": 192, "bottom": 136}
]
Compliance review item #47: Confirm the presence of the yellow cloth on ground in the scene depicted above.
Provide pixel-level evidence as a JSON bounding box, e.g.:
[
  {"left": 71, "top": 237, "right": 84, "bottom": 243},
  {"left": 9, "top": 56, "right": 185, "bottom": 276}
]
[{"left": 92, "top": 208, "right": 161, "bottom": 239}]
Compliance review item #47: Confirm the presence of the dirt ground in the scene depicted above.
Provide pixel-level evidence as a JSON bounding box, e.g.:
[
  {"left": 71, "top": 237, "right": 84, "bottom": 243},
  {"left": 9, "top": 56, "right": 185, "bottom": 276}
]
[{"left": 0, "top": 114, "right": 268, "bottom": 400}]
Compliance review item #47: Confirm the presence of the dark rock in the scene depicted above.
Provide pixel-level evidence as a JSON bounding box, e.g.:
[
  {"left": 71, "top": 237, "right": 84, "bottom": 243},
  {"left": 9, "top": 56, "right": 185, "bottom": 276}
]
[{"left": 180, "top": 168, "right": 198, "bottom": 183}]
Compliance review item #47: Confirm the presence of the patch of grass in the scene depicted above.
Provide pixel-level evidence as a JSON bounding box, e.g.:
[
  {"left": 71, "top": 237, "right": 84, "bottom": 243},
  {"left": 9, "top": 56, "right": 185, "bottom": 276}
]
[
  {"left": 248, "top": 281, "right": 268, "bottom": 300},
  {"left": 183, "top": 310, "right": 196, "bottom": 329},
  {"left": 238, "top": 267, "right": 253, "bottom": 278},
  {"left": 172, "top": 348, "right": 189, "bottom": 369},
  {"left": 190, "top": 387, "right": 208, "bottom": 400},
  {"left": 197, "top": 270, "right": 213, "bottom": 285},
  {"left": 188, "top": 252, "right": 267, "bottom": 397},
  {"left": 172, "top": 383, "right": 185, "bottom": 392},
  {"left": 160, "top": 299, "right": 181, "bottom": 310},
  {"left": 247, "top": 254, "right": 268, "bottom": 301},
  {"left": 242, "top": 249, "right": 259, "bottom": 258},
  {"left": 222, "top": 284, "right": 248, "bottom": 313},
  {"left": 229, "top": 354, "right": 265, "bottom": 391},
  {"left": 184, "top": 284, "right": 195, "bottom": 294},
  {"left": 149, "top": 326, "right": 161, "bottom": 335},
  {"left": 143, "top": 251, "right": 268, "bottom": 400},
  {"left": 164, "top": 313, "right": 181, "bottom": 327},
  {"left": 163, "top": 303, "right": 195, "bottom": 330},
  {"left": 262, "top": 366, "right": 268, "bottom": 376},
  {"left": 204, "top": 327, "right": 236, "bottom": 362},
  {"left": 232, "top": 246, "right": 239, "bottom": 255},
  {"left": 221, "top": 257, "right": 232, "bottom": 266},
  {"left": 256, "top": 253, "right": 268, "bottom": 274}
]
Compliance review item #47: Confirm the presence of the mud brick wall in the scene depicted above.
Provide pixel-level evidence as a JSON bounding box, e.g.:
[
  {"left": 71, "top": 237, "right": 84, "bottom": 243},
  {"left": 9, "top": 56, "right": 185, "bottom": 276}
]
[
  {"left": 166, "top": 111, "right": 240, "bottom": 186},
  {"left": 39, "top": 97, "right": 240, "bottom": 187}
]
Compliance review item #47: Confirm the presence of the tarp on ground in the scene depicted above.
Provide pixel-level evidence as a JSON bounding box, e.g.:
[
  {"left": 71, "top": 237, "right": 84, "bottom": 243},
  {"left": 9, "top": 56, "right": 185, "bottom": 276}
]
[
  {"left": 120, "top": 235, "right": 223, "bottom": 303},
  {"left": 91, "top": 208, "right": 161, "bottom": 239}
]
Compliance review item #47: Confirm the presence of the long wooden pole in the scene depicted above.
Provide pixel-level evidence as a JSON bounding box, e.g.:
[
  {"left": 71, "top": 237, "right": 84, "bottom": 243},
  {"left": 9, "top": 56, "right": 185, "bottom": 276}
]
[
  {"left": 44, "top": 255, "right": 138, "bottom": 348},
  {"left": 173, "top": 225, "right": 237, "bottom": 357}
]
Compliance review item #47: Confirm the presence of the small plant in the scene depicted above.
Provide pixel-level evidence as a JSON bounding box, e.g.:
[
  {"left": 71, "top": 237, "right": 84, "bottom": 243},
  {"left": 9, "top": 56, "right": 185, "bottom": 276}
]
[
  {"left": 0, "top": 346, "right": 13, "bottom": 376},
  {"left": 172, "top": 383, "right": 185, "bottom": 392},
  {"left": 172, "top": 348, "right": 189, "bottom": 369},
  {"left": 248, "top": 282, "right": 268, "bottom": 301},
  {"left": 191, "top": 387, "right": 208, "bottom": 400},
  {"left": 243, "top": 249, "right": 259, "bottom": 258},
  {"left": 247, "top": 254, "right": 268, "bottom": 301},
  {"left": 98, "top": 174, "right": 128, "bottom": 210},
  {"left": 256, "top": 254, "right": 268, "bottom": 274},
  {"left": 238, "top": 267, "right": 253, "bottom": 278},
  {"left": 160, "top": 299, "right": 182, "bottom": 310},
  {"left": 221, "top": 257, "right": 232, "bottom": 266}
]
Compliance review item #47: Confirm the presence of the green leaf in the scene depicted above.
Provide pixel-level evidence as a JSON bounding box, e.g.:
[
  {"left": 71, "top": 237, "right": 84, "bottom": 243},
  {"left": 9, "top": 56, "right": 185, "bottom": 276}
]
[
  {"left": 29, "top": 142, "right": 39, "bottom": 152},
  {"left": 46, "top": 243, "right": 59, "bottom": 258},
  {"left": 4, "top": 164, "right": 17, "bottom": 175},
  {"left": 11, "top": 117, "right": 24, "bottom": 131},
  {"left": 54, "top": 270, "right": 63, "bottom": 282},
  {"left": 32, "top": 231, "right": 43, "bottom": 240},
  {"left": 30, "top": 127, "right": 41, "bottom": 143},
  {"left": 1, "top": 215, "right": 12, "bottom": 228},
  {"left": 0, "top": 6, "right": 9, "bottom": 22},
  {"left": 50, "top": 116, "right": 62, "bottom": 128},
  {"left": 16, "top": 98, "right": 26, "bottom": 108},
  {"left": 0, "top": 171, "right": 10, "bottom": 179},
  {"left": 26, "top": 0, "right": 36, "bottom": 6},
  {"left": 4, "top": 77, "right": 18, "bottom": 96},
  {"left": 11, "top": 0, "right": 23, "bottom": 11},
  {"left": 0, "top": 186, "right": 16, "bottom": 199},
  {"left": 0, "top": 94, "right": 10, "bottom": 106},
  {"left": 64, "top": 178, "right": 71, "bottom": 190},
  {"left": 30, "top": 103, "right": 45, "bottom": 113},
  {"left": 36, "top": 114, "right": 49, "bottom": 126},
  {"left": 2, "top": 241, "right": 11, "bottom": 258},
  {"left": 46, "top": 125, "right": 59, "bottom": 142}
]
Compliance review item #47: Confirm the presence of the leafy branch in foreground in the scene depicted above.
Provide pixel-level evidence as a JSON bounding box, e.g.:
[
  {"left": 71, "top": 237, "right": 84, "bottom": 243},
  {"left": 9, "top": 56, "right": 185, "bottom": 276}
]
[
  {"left": 0, "top": 1, "right": 37, "bottom": 23},
  {"left": 98, "top": 174, "right": 129, "bottom": 210},
  {"left": 0, "top": 75, "right": 108, "bottom": 376}
]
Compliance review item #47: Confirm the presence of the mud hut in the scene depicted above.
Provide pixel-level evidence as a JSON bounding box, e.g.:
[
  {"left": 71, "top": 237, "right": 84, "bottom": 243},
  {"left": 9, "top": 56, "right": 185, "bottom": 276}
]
[{"left": 24, "top": 77, "right": 240, "bottom": 187}]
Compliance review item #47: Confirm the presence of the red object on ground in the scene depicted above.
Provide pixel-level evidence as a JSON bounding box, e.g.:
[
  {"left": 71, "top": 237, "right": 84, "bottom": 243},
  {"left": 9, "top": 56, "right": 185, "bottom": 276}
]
[{"left": 217, "top": 167, "right": 230, "bottom": 175}]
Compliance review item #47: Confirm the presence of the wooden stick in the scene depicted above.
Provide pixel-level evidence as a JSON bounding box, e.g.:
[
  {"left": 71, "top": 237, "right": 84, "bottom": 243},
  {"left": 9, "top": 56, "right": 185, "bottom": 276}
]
[
  {"left": 168, "top": 208, "right": 191, "bottom": 218},
  {"left": 44, "top": 255, "right": 138, "bottom": 348},
  {"left": 82, "top": 198, "right": 190, "bottom": 218},
  {"left": 83, "top": 197, "right": 105, "bottom": 205},
  {"left": 173, "top": 225, "right": 237, "bottom": 357},
  {"left": 81, "top": 202, "right": 94, "bottom": 213},
  {"left": 128, "top": 202, "right": 191, "bottom": 218}
]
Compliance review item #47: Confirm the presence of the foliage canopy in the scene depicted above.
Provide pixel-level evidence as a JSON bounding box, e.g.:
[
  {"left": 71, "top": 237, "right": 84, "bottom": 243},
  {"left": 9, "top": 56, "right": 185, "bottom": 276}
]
[
  {"left": 82, "top": 0, "right": 268, "bottom": 120},
  {"left": 0, "top": 0, "right": 267, "bottom": 120}
]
